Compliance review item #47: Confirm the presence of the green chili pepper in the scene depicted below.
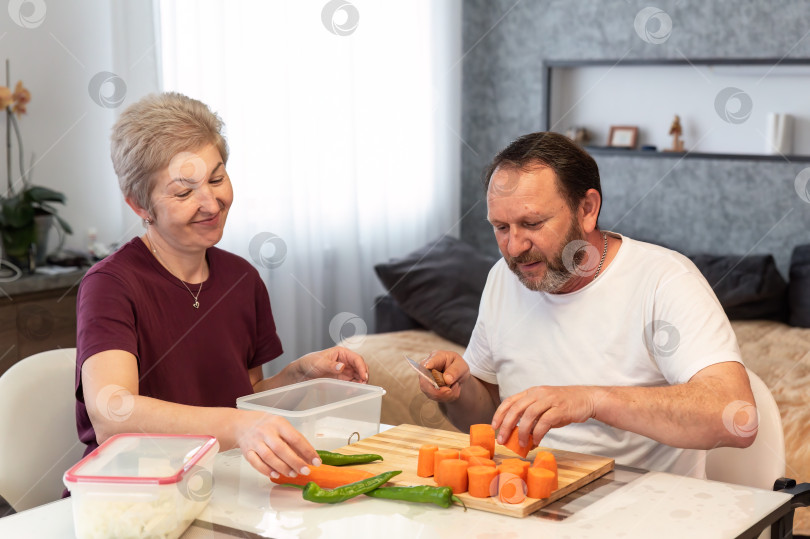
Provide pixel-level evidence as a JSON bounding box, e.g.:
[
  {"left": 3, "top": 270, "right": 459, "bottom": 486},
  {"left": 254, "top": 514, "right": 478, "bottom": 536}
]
[
  {"left": 365, "top": 485, "right": 467, "bottom": 510},
  {"left": 302, "top": 470, "right": 402, "bottom": 504},
  {"left": 316, "top": 449, "right": 383, "bottom": 466}
]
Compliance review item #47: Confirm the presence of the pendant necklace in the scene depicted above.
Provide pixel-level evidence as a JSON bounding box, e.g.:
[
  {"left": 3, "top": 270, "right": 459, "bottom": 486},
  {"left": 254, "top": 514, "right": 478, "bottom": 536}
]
[{"left": 148, "top": 235, "right": 204, "bottom": 309}]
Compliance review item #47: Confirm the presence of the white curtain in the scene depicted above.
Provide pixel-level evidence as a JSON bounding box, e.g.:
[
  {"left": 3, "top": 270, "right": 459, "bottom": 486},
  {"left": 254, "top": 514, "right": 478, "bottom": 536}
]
[{"left": 158, "top": 0, "right": 462, "bottom": 371}]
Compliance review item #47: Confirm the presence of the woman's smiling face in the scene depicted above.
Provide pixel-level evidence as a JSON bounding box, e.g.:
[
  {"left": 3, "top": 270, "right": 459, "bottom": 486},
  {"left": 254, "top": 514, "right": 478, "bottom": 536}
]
[{"left": 146, "top": 143, "right": 233, "bottom": 253}]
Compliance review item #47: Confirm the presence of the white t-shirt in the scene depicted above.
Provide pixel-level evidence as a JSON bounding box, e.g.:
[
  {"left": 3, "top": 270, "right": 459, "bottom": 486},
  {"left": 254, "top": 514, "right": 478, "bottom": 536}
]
[{"left": 464, "top": 233, "right": 742, "bottom": 477}]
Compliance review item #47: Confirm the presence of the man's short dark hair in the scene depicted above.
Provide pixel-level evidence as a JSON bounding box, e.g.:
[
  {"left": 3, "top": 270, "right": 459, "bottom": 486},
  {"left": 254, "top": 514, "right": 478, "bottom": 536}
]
[{"left": 483, "top": 132, "right": 602, "bottom": 221}]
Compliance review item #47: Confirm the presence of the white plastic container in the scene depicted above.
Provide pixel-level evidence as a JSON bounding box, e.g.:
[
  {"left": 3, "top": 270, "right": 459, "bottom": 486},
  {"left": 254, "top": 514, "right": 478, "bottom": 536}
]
[
  {"left": 63, "top": 434, "right": 219, "bottom": 539},
  {"left": 237, "top": 379, "right": 386, "bottom": 450}
]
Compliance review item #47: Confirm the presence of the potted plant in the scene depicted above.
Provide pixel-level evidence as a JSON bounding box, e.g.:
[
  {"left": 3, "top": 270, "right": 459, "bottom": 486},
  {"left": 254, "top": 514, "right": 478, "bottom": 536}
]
[{"left": 0, "top": 62, "right": 71, "bottom": 271}]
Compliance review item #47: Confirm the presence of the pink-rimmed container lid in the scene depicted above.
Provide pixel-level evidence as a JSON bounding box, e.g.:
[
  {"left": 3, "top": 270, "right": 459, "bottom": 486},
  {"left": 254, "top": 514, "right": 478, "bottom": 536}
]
[{"left": 64, "top": 433, "right": 218, "bottom": 486}]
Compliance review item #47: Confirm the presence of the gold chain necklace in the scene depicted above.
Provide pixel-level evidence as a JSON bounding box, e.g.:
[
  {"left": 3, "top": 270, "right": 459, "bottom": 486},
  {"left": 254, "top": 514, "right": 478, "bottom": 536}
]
[{"left": 147, "top": 235, "right": 204, "bottom": 309}]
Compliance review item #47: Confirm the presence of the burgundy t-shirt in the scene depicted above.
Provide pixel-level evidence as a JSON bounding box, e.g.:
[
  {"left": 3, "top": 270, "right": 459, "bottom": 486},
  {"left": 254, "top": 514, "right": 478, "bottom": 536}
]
[{"left": 75, "top": 237, "right": 283, "bottom": 455}]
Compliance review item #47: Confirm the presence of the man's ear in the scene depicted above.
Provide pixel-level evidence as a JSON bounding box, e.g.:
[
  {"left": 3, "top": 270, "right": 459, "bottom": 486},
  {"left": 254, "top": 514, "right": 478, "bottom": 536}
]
[
  {"left": 126, "top": 197, "right": 152, "bottom": 222},
  {"left": 579, "top": 189, "right": 601, "bottom": 233}
]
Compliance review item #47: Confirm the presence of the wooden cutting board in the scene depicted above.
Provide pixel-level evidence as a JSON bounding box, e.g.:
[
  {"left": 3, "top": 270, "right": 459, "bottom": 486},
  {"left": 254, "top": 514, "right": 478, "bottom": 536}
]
[{"left": 335, "top": 424, "right": 614, "bottom": 518}]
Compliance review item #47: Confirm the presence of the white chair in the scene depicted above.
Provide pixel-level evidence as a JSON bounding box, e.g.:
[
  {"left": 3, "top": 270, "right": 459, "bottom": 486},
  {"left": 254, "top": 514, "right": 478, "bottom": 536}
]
[
  {"left": 705, "top": 368, "right": 791, "bottom": 539},
  {"left": 706, "top": 368, "right": 786, "bottom": 490},
  {"left": 0, "top": 348, "right": 86, "bottom": 513}
]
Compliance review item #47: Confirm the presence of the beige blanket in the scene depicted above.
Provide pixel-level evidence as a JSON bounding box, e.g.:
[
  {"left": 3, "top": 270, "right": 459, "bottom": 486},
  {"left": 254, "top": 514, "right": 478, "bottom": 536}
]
[{"left": 358, "top": 320, "right": 810, "bottom": 533}]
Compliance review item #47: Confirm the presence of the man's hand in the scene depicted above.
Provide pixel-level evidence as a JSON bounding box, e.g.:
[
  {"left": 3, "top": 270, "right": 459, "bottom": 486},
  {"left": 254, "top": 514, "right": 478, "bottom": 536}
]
[
  {"left": 418, "top": 350, "right": 470, "bottom": 403},
  {"left": 491, "top": 385, "right": 597, "bottom": 447},
  {"left": 235, "top": 410, "right": 321, "bottom": 479},
  {"left": 296, "top": 346, "right": 369, "bottom": 383},
  {"left": 415, "top": 350, "right": 501, "bottom": 432}
]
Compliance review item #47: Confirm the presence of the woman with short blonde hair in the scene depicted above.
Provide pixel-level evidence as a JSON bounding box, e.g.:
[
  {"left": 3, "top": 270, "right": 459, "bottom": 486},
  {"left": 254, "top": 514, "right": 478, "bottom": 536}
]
[{"left": 75, "top": 92, "right": 368, "bottom": 480}]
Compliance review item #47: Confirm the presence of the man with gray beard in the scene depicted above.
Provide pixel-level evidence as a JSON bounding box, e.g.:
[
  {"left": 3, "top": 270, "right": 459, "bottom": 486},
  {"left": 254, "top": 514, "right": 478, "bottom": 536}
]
[{"left": 418, "top": 132, "right": 756, "bottom": 477}]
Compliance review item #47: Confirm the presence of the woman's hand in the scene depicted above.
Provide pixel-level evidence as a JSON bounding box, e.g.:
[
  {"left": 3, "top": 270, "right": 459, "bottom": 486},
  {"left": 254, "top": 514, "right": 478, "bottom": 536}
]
[
  {"left": 235, "top": 410, "right": 322, "bottom": 479},
  {"left": 295, "top": 346, "right": 369, "bottom": 383}
]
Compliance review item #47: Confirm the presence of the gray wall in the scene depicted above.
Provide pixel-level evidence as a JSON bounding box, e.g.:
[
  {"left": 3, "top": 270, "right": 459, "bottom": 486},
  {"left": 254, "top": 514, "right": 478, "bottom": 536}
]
[{"left": 460, "top": 0, "right": 810, "bottom": 276}]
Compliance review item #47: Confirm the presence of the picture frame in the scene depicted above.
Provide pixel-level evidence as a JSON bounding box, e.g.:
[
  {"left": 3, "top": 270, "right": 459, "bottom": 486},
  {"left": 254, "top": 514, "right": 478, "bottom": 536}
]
[{"left": 607, "top": 126, "right": 638, "bottom": 149}]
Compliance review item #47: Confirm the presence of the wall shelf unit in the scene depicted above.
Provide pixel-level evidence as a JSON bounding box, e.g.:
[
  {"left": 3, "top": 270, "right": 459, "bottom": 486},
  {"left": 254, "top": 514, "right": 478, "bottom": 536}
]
[
  {"left": 542, "top": 58, "right": 810, "bottom": 162},
  {"left": 583, "top": 147, "right": 810, "bottom": 163}
]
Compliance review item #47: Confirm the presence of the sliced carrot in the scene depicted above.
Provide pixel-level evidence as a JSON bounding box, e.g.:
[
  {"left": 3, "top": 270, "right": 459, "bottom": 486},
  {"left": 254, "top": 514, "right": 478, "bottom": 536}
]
[
  {"left": 532, "top": 451, "right": 558, "bottom": 490},
  {"left": 502, "top": 427, "right": 533, "bottom": 458},
  {"left": 460, "top": 445, "right": 490, "bottom": 462},
  {"left": 498, "top": 471, "right": 527, "bottom": 504},
  {"left": 417, "top": 444, "right": 439, "bottom": 478},
  {"left": 270, "top": 464, "right": 373, "bottom": 489},
  {"left": 467, "top": 456, "right": 496, "bottom": 468},
  {"left": 527, "top": 467, "right": 556, "bottom": 499},
  {"left": 532, "top": 451, "right": 557, "bottom": 472},
  {"left": 497, "top": 462, "right": 527, "bottom": 483},
  {"left": 468, "top": 465, "right": 498, "bottom": 498},
  {"left": 437, "top": 458, "right": 469, "bottom": 494},
  {"left": 433, "top": 449, "right": 460, "bottom": 485},
  {"left": 502, "top": 458, "right": 530, "bottom": 473},
  {"left": 470, "top": 424, "right": 496, "bottom": 458}
]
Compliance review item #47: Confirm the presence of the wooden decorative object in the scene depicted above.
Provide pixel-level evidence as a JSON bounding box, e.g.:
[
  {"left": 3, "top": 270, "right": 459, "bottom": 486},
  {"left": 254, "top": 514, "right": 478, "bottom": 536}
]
[{"left": 667, "top": 115, "right": 685, "bottom": 152}]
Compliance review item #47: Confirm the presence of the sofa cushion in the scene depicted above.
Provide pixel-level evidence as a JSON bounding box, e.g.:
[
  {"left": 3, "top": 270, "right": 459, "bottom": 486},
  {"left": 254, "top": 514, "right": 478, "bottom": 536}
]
[
  {"left": 374, "top": 236, "right": 497, "bottom": 346},
  {"left": 788, "top": 244, "right": 810, "bottom": 328},
  {"left": 373, "top": 294, "right": 424, "bottom": 333},
  {"left": 688, "top": 254, "right": 788, "bottom": 321}
]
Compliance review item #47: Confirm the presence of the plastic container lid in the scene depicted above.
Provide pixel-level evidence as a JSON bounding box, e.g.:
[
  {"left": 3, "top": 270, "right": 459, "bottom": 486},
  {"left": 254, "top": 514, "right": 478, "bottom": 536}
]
[
  {"left": 236, "top": 378, "right": 385, "bottom": 416},
  {"left": 64, "top": 434, "right": 218, "bottom": 486}
]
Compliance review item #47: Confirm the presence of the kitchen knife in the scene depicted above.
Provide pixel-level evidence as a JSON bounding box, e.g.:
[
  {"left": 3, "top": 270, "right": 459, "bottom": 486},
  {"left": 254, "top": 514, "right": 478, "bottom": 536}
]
[{"left": 404, "top": 355, "right": 441, "bottom": 389}]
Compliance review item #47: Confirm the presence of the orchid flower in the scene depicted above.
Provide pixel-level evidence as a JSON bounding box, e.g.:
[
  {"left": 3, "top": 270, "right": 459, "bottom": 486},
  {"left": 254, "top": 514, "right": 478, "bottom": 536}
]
[{"left": 11, "top": 81, "right": 30, "bottom": 115}]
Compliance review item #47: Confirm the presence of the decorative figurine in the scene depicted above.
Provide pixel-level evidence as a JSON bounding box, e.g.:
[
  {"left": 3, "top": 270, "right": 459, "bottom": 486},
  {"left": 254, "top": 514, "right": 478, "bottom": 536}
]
[
  {"left": 574, "top": 127, "right": 590, "bottom": 145},
  {"left": 667, "top": 115, "right": 685, "bottom": 152},
  {"left": 565, "top": 126, "right": 590, "bottom": 146}
]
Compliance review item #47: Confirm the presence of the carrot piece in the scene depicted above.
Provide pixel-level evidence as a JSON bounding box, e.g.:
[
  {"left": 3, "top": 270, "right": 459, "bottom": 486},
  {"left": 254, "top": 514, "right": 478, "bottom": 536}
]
[
  {"left": 467, "top": 456, "right": 496, "bottom": 468},
  {"left": 497, "top": 462, "right": 527, "bottom": 483},
  {"left": 467, "top": 465, "right": 498, "bottom": 498},
  {"left": 437, "top": 458, "right": 469, "bottom": 494},
  {"left": 417, "top": 444, "right": 439, "bottom": 478},
  {"left": 527, "top": 467, "right": 556, "bottom": 499},
  {"left": 502, "top": 427, "right": 533, "bottom": 458},
  {"left": 532, "top": 451, "right": 557, "bottom": 472},
  {"left": 532, "top": 451, "right": 558, "bottom": 490},
  {"left": 270, "top": 464, "right": 374, "bottom": 489},
  {"left": 433, "top": 449, "right": 460, "bottom": 485},
  {"left": 470, "top": 424, "right": 496, "bottom": 458},
  {"left": 460, "top": 446, "right": 490, "bottom": 462},
  {"left": 498, "top": 471, "right": 527, "bottom": 504},
  {"left": 502, "top": 458, "right": 530, "bottom": 473}
]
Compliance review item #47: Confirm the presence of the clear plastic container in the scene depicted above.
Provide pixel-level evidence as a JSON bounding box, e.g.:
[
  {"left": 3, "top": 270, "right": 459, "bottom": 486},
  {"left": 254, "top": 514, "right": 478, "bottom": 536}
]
[
  {"left": 63, "top": 434, "right": 219, "bottom": 539},
  {"left": 236, "top": 379, "right": 386, "bottom": 450}
]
